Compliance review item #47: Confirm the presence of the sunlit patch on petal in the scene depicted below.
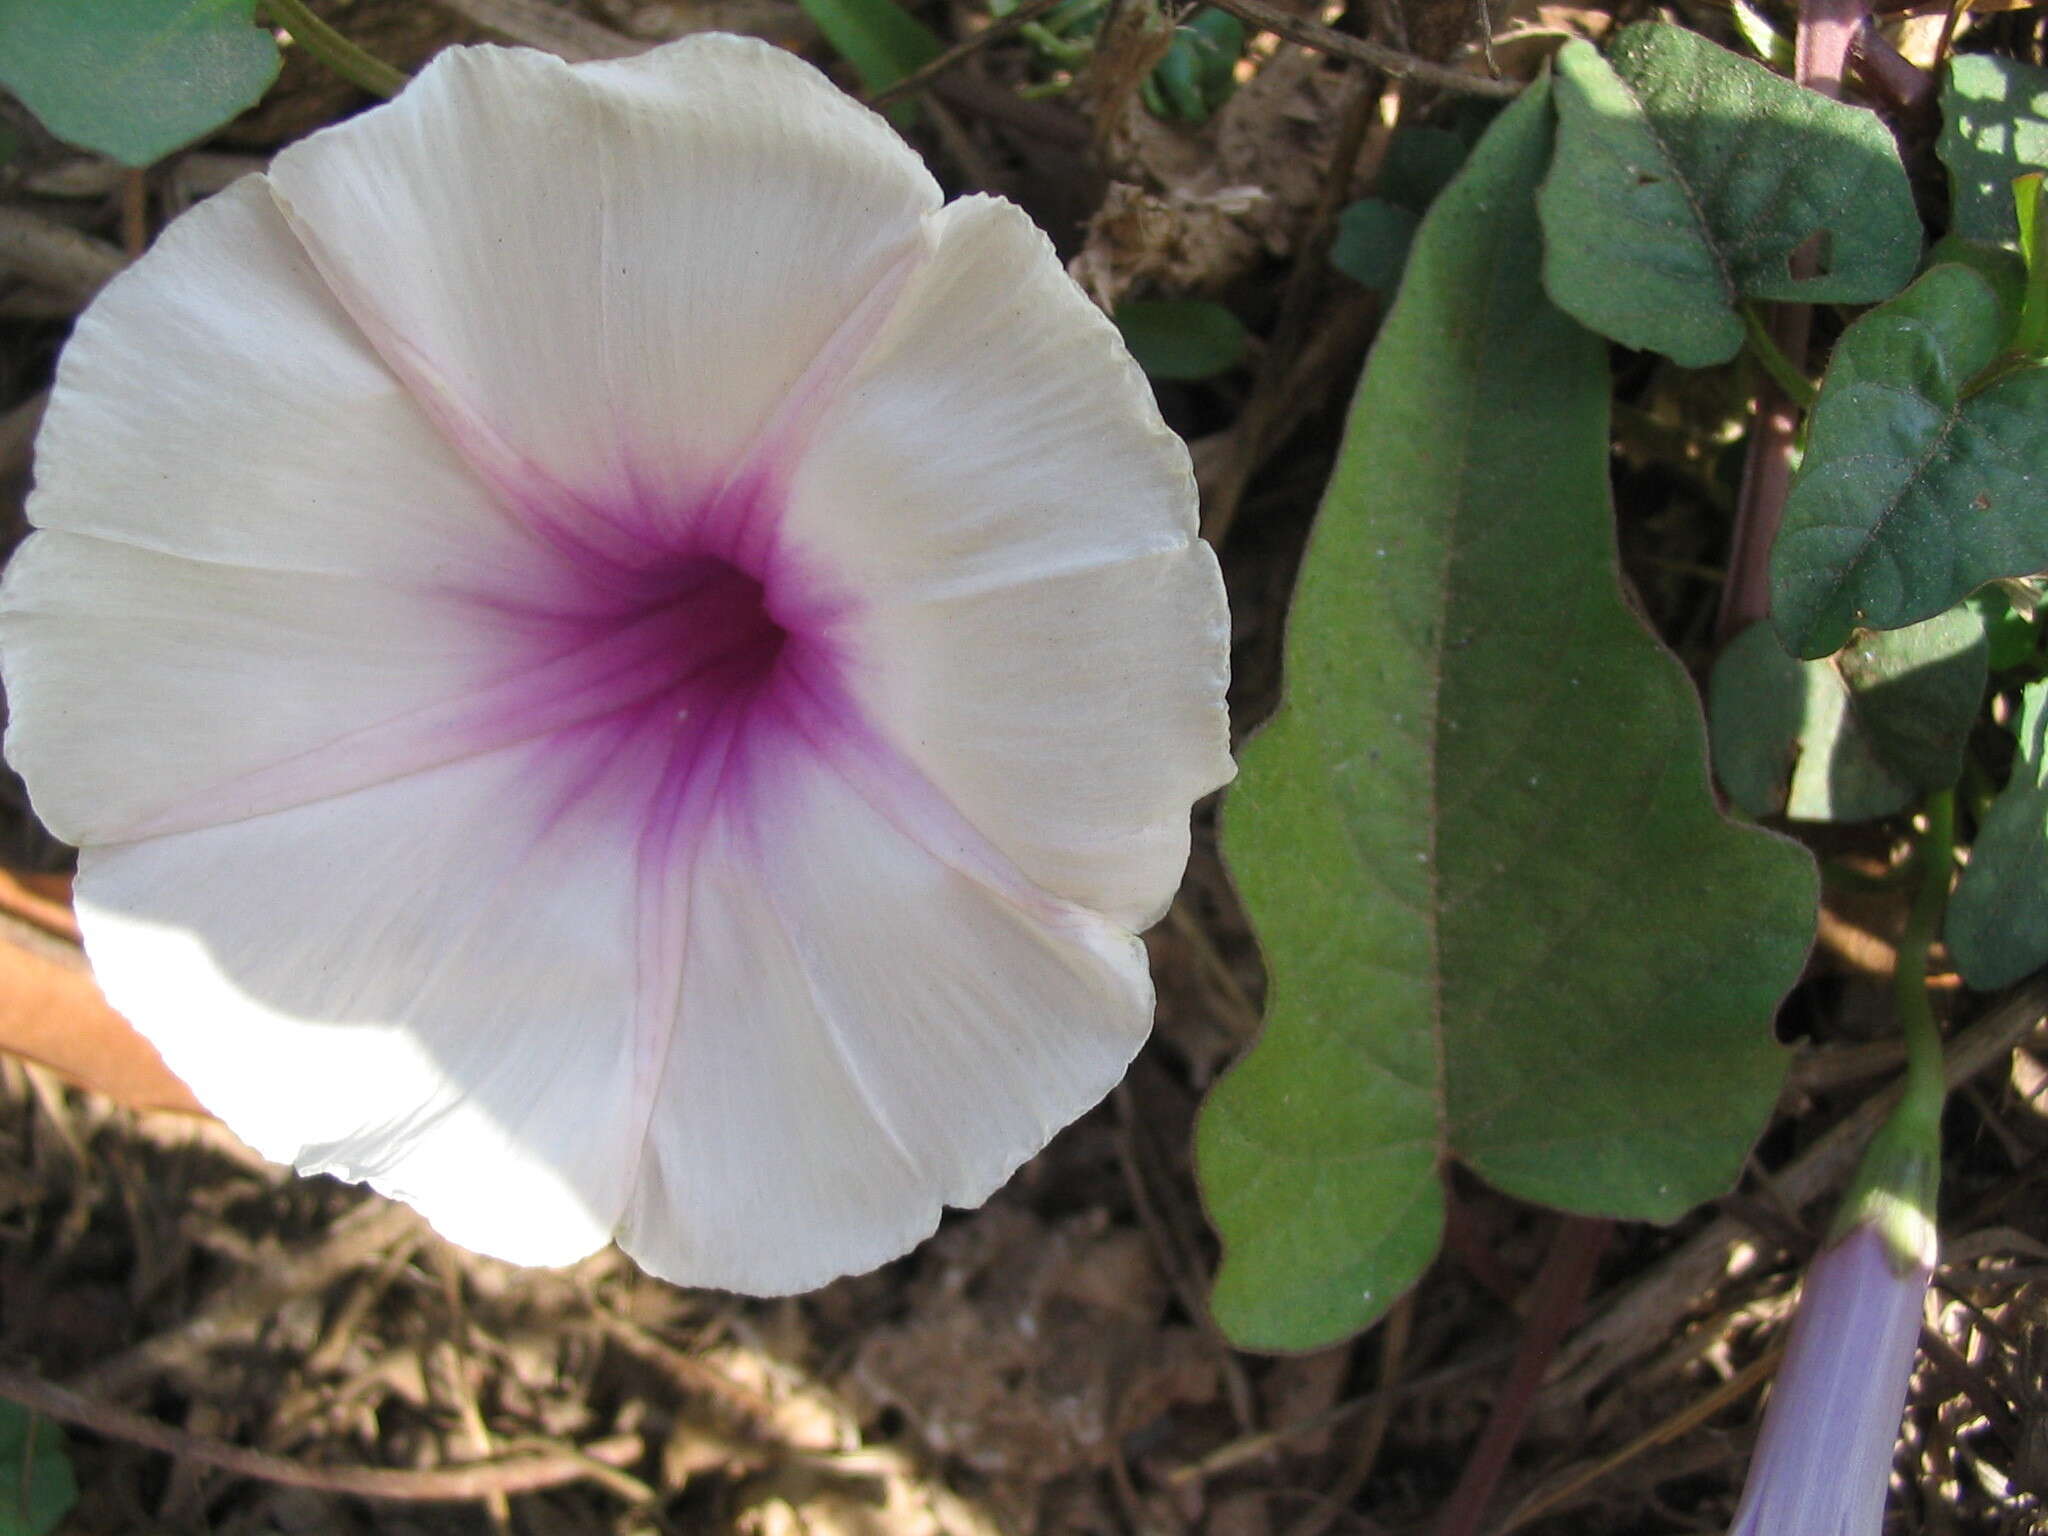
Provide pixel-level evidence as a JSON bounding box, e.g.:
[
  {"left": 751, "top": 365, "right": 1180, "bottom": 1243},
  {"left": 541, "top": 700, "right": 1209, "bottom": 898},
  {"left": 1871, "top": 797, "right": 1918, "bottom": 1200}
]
[{"left": 75, "top": 740, "right": 643, "bottom": 1267}]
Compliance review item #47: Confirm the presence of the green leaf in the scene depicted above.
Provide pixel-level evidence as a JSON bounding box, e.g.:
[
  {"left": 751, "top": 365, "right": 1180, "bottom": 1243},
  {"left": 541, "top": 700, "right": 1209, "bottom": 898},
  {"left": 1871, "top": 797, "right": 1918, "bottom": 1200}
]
[
  {"left": 1770, "top": 263, "right": 2048, "bottom": 658},
  {"left": 1927, "top": 234, "right": 2027, "bottom": 332},
  {"left": 1375, "top": 125, "right": 1470, "bottom": 210},
  {"left": 1113, "top": 298, "right": 1248, "bottom": 380},
  {"left": 1709, "top": 609, "right": 1987, "bottom": 821},
  {"left": 793, "top": 0, "right": 941, "bottom": 125},
  {"left": 1949, "top": 677, "right": 2048, "bottom": 987},
  {"left": 1938, "top": 53, "right": 2048, "bottom": 248},
  {"left": 1196, "top": 80, "right": 1816, "bottom": 1353},
  {"left": 1329, "top": 199, "right": 1418, "bottom": 292},
  {"left": 0, "top": 1402, "right": 75, "bottom": 1536},
  {"left": 0, "top": 0, "right": 280, "bottom": 167},
  {"left": 1149, "top": 8, "right": 1243, "bottom": 124},
  {"left": 1539, "top": 23, "right": 1921, "bottom": 366},
  {"left": 1970, "top": 586, "right": 2039, "bottom": 671}
]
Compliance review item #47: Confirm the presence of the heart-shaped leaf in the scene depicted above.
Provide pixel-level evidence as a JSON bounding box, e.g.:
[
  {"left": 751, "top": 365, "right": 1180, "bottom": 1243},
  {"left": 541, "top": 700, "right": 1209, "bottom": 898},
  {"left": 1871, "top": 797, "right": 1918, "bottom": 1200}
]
[
  {"left": 1948, "top": 677, "right": 2048, "bottom": 988},
  {"left": 1771, "top": 263, "right": 2048, "bottom": 658},
  {"left": 1539, "top": 23, "right": 1920, "bottom": 366},
  {"left": 0, "top": 0, "right": 280, "bottom": 167},
  {"left": 1196, "top": 80, "right": 1817, "bottom": 1353},
  {"left": 1709, "top": 607, "right": 1987, "bottom": 821},
  {"left": 1938, "top": 54, "right": 2048, "bottom": 248}
]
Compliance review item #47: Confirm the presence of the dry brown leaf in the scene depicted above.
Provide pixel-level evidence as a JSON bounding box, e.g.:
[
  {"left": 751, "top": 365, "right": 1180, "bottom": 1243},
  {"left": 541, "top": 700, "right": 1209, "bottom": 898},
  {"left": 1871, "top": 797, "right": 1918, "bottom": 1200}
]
[{"left": 0, "top": 929, "right": 204, "bottom": 1115}]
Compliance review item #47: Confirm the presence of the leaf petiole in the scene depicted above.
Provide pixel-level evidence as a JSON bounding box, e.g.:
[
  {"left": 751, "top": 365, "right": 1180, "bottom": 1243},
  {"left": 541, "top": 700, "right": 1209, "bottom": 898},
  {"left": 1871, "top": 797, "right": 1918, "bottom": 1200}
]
[
  {"left": 1741, "top": 303, "right": 1819, "bottom": 411},
  {"left": 257, "top": 0, "right": 406, "bottom": 98}
]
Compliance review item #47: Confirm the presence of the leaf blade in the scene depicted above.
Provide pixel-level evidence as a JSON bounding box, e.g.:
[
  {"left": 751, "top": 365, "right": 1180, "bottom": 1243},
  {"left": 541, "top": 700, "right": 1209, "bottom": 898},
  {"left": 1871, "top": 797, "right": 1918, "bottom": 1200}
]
[
  {"left": 1770, "top": 263, "right": 2048, "bottom": 657},
  {"left": 0, "top": 0, "right": 280, "bottom": 167},
  {"left": 1199, "top": 80, "right": 1815, "bottom": 1352},
  {"left": 1539, "top": 23, "right": 1920, "bottom": 365}
]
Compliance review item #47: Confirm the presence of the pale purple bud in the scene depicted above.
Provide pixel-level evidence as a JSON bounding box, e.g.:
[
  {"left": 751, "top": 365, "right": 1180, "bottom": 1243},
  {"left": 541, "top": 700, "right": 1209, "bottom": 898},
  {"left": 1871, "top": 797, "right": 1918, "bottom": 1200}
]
[{"left": 1728, "top": 1222, "right": 1932, "bottom": 1535}]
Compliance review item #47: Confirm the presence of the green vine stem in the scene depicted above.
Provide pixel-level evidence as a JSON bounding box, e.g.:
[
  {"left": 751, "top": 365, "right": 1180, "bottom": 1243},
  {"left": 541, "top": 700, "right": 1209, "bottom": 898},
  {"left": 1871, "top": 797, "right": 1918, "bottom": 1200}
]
[
  {"left": 1894, "top": 788, "right": 1955, "bottom": 1129},
  {"left": 258, "top": 0, "right": 408, "bottom": 99}
]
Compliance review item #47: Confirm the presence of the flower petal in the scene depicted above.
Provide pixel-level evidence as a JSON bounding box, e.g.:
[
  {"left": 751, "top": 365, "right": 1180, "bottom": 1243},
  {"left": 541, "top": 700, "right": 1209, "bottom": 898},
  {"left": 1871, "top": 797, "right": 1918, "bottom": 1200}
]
[
  {"left": 264, "top": 36, "right": 942, "bottom": 508},
  {"left": 74, "top": 741, "right": 642, "bottom": 1267},
  {"left": 781, "top": 194, "right": 1234, "bottom": 922},
  {"left": 854, "top": 546, "right": 1233, "bottom": 928},
  {"left": 619, "top": 744, "right": 1153, "bottom": 1293},
  {"left": 23, "top": 177, "right": 525, "bottom": 581},
  {"left": 782, "top": 194, "right": 1200, "bottom": 603},
  {"left": 0, "top": 532, "right": 523, "bottom": 845}
]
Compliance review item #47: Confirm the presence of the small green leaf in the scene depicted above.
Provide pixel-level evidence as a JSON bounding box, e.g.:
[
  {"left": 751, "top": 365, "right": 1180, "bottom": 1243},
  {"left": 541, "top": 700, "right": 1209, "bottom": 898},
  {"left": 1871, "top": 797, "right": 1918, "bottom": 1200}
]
[
  {"left": 1937, "top": 53, "right": 2048, "bottom": 248},
  {"left": 1196, "top": 80, "right": 1815, "bottom": 1352},
  {"left": 793, "top": 0, "right": 941, "bottom": 124},
  {"left": 1113, "top": 298, "right": 1248, "bottom": 380},
  {"left": 1539, "top": 23, "right": 1921, "bottom": 366},
  {"left": 1949, "top": 677, "right": 2048, "bottom": 987},
  {"left": 0, "top": 0, "right": 280, "bottom": 167},
  {"left": 0, "top": 1402, "right": 75, "bottom": 1536},
  {"left": 1927, "top": 234, "right": 2027, "bottom": 332},
  {"left": 1329, "top": 199, "right": 1418, "bottom": 292},
  {"left": 1149, "top": 8, "right": 1243, "bottom": 124},
  {"left": 1709, "top": 608, "right": 1986, "bottom": 822},
  {"left": 1771, "top": 263, "right": 2048, "bottom": 658},
  {"left": 1970, "top": 587, "right": 2039, "bottom": 671}
]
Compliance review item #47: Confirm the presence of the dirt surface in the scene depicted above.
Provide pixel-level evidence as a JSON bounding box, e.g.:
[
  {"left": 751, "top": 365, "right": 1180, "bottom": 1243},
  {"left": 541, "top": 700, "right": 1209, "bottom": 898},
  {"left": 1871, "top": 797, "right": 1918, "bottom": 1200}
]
[{"left": 0, "top": 1, "right": 2045, "bottom": 1532}]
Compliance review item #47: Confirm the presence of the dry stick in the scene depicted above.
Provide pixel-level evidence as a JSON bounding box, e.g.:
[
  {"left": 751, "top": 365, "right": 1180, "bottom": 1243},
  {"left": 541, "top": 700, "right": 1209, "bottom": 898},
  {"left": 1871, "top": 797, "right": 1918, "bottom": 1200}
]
[
  {"left": 72, "top": 1200, "right": 424, "bottom": 1398},
  {"left": 1203, "top": 65, "right": 1383, "bottom": 546},
  {"left": 0, "top": 1365, "right": 652, "bottom": 1502},
  {"left": 866, "top": 0, "right": 1073, "bottom": 110},
  {"left": 427, "top": 0, "right": 642, "bottom": 61},
  {"left": 1198, "top": 0, "right": 1517, "bottom": 97},
  {"left": 0, "top": 210, "right": 126, "bottom": 309},
  {"left": 1543, "top": 975, "right": 2048, "bottom": 1407},
  {"left": 1169, "top": 1340, "right": 1515, "bottom": 1484},
  {"left": 1493, "top": 1344, "right": 1784, "bottom": 1533},
  {"left": 1430, "top": 1216, "right": 1612, "bottom": 1536}
]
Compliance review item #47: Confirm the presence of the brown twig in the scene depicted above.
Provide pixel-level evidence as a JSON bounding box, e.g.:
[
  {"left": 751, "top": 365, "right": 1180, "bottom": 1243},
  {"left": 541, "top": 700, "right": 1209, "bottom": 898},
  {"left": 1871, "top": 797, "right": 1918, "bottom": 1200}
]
[
  {"left": 1168, "top": 1339, "right": 1515, "bottom": 1484},
  {"left": 1198, "top": 0, "right": 1519, "bottom": 96},
  {"left": 1431, "top": 1216, "right": 1611, "bottom": 1536},
  {"left": 0, "top": 1364, "right": 653, "bottom": 1502},
  {"left": 867, "top": 0, "right": 1071, "bottom": 109},
  {"left": 1494, "top": 1344, "right": 1784, "bottom": 1533},
  {"left": 73, "top": 1200, "right": 423, "bottom": 1397}
]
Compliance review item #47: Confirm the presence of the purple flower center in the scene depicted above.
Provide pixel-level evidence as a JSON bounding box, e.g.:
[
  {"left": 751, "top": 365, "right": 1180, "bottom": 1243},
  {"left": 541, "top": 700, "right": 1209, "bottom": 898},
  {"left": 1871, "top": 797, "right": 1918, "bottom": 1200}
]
[{"left": 473, "top": 472, "right": 857, "bottom": 850}]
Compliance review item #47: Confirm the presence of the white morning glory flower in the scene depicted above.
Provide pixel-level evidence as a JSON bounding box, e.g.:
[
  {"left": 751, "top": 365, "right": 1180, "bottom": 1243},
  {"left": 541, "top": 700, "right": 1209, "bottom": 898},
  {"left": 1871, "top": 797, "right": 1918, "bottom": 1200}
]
[
  {"left": 0, "top": 35, "right": 1233, "bottom": 1293},
  {"left": 1728, "top": 1221, "right": 1933, "bottom": 1535}
]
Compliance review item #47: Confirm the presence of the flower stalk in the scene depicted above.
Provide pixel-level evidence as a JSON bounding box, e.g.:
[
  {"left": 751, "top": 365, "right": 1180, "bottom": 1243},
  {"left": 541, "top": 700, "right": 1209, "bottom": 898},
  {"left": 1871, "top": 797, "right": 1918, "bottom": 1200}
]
[{"left": 1726, "top": 790, "right": 1951, "bottom": 1534}]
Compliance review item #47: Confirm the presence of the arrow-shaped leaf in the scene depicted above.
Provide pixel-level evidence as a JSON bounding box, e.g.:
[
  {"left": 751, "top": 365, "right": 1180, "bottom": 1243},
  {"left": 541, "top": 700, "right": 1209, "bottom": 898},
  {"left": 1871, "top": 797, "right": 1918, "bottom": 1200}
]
[
  {"left": 1709, "top": 607, "right": 1987, "bottom": 822},
  {"left": 1539, "top": 23, "right": 1920, "bottom": 366},
  {"left": 1196, "top": 80, "right": 1817, "bottom": 1353}
]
